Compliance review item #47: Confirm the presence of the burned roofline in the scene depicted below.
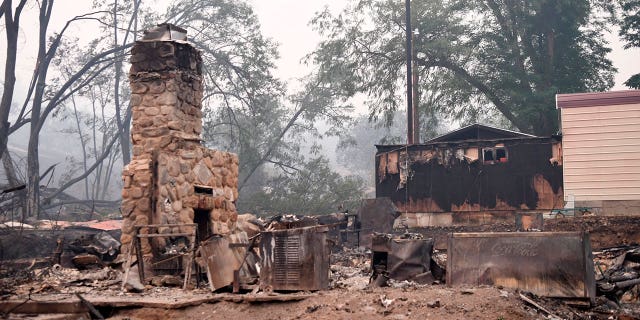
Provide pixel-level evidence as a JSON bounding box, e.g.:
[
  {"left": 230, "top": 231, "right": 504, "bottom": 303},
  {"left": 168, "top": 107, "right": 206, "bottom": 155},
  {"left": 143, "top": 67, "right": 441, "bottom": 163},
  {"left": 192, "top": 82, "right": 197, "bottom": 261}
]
[
  {"left": 427, "top": 123, "right": 536, "bottom": 143},
  {"left": 556, "top": 89, "right": 640, "bottom": 108},
  {"left": 376, "top": 135, "right": 561, "bottom": 152}
]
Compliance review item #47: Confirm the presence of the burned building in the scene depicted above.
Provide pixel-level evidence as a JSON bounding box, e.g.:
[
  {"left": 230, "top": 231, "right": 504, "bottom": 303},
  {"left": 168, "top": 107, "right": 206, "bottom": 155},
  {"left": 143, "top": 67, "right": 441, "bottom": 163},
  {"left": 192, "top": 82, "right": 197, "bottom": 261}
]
[
  {"left": 375, "top": 124, "right": 564, "bottom": 227},
  {"left": 120, "top": 25, "right": 240, "bottom": 275}
]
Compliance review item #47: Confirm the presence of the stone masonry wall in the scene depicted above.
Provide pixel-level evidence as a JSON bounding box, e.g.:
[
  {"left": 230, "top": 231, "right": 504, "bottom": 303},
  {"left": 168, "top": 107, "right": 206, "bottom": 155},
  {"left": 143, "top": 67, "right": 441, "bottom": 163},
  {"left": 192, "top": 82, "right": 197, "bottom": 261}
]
[
  {"left": 154, "top": 149, "right": 239, "bottom": 243},
  {"left": 120, "top": 38, "right": 239, "bottom": 262}
]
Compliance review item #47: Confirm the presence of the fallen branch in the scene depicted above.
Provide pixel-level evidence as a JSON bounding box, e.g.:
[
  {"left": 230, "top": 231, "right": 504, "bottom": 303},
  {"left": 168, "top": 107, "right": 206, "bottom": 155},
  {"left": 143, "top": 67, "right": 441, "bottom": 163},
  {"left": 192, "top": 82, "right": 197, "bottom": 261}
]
[
  {"left": 518, "top": 293, "right": 561, "bottom": 320},
  {"left": 75, "top": 293, "right": 104, "bottom": 320}
]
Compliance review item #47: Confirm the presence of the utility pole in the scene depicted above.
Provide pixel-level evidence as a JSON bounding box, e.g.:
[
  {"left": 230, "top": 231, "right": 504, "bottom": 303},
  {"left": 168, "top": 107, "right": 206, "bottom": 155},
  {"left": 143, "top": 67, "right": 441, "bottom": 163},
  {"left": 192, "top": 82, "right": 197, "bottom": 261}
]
[
  {"left": 405, "top": 0, "right": 414, "bottom": 145},
  {"left": 412, "top": 30, "right": 420, "bottom": 144}
]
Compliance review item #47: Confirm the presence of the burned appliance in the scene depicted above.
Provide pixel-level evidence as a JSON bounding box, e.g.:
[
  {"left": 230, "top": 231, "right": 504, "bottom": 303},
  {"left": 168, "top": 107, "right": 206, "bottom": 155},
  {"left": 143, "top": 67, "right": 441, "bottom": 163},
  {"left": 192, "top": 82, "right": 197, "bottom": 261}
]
[
  {"left": 371, "top": 233, "right": 437, "bottom": 285},
  {"left": 259, "top": 225, "right": 329, "bottom": 291}
]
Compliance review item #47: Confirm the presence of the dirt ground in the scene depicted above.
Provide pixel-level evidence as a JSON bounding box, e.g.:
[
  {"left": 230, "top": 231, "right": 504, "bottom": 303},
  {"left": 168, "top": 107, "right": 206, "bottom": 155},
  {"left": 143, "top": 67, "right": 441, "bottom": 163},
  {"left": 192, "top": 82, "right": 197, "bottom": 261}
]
[
  {"left": 418, "top": 215, "right": 640, "bottom": 250},
  {"left": 544, "top": 215, "right": 640, "bottom": 249},
  {"left": 107, "top": 287, "right": 541, "bottom": 320}
]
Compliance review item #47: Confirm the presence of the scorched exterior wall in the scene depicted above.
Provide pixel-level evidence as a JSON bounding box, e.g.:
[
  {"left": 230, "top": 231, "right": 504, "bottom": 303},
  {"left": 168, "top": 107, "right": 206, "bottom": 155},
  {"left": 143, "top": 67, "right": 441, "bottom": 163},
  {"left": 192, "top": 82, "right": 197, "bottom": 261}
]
[{"left": 375, "top": 137, "right": 563, "bottom": 225}]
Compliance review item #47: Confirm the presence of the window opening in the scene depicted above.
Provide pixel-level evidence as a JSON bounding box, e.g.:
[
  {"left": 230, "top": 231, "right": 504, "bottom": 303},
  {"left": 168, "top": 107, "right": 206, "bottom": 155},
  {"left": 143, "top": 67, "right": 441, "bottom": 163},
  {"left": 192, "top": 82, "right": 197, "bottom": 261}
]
[
  {"left": 194, "top": 185, "right": 214, "bottom": 195},
  {"left": 483, "top": 148, "right": 494, "bottom": 163},
  {"left": 495, "top": 148, "right": 507, "bottom": 162},
  {"left": 483, "top": 147, "right": 508, "bottom": 164}
]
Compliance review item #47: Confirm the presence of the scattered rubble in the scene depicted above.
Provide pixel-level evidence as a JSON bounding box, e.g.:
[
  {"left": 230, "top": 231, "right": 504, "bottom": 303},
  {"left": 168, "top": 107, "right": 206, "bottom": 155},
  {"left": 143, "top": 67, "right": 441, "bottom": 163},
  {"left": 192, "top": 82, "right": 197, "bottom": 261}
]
[
  {"left": 1, "top": 231, "right": 640, "bottom": 319},
  {"left": 595, "top": 246, "right": 640, "bottom": 308}
]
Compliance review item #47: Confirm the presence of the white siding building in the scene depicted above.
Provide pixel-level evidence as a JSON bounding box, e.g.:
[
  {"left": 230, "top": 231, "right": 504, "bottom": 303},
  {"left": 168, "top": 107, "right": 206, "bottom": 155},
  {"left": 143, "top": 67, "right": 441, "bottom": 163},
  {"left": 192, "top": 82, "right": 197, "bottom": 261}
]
[{"left": 556, "top": 90, "right": 640, "bottom": 215}]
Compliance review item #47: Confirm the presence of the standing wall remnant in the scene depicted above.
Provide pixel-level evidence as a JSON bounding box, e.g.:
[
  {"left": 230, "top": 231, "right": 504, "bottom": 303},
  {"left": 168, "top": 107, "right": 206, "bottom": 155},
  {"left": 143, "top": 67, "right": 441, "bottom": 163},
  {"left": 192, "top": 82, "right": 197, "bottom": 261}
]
[{"left": 120, "top": 24, "right": 239, "bottom": 271}]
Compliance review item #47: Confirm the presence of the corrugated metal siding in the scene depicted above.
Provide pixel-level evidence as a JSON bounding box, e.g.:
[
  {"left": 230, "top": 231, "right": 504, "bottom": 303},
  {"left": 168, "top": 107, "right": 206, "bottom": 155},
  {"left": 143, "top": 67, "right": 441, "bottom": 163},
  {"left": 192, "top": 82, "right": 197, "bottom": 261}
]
[{"left": 561, "top": 103, "right": 640, "bottom": 201}]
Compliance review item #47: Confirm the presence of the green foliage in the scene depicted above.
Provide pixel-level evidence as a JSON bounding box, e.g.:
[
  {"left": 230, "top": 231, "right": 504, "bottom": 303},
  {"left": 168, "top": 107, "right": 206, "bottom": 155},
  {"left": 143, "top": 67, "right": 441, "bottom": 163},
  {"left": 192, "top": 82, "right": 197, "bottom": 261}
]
[
  {"left": 624, "top": 73, "right": 640, "bottom": 89},
  {"left": 308, "top": 0, "right": 617, "bottom": 135},
  {"left": 619, "top": 0, "right": 640, "bottom": 88},
  {"left": 620, "top": 0, "right": 640, "bottom": 48},
  {"left": 238, "top": 156, "right": 365, "bottom": 215},
  {"left": 166, "top": 0, "right": 363, "bottom": 214}
]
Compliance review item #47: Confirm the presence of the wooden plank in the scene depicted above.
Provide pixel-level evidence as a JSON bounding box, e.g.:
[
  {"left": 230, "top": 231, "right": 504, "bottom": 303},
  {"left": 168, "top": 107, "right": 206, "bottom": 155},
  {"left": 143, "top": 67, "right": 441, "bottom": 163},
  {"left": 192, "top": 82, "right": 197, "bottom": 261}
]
[
  {"left": 0, "top": 292, "right": 315, "bottom": 314},
  {"left": 518, "top": 293, "right": 562, "bottom": 320},
  {"left": 136, "top": 233, "right": 193, "bottom": 238},
  {"left": 235, "top": 293, "right": 315, "bottom": 303},
  {"left": 0, "top": 301, "right": 88, "bottom": 314}
]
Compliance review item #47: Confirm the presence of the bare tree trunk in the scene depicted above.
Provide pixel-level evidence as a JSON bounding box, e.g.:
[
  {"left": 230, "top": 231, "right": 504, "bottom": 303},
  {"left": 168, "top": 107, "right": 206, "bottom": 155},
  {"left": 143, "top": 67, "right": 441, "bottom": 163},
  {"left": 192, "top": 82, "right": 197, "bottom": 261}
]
[
  {"left": 3, "top": 149, "right": 27, "bottom": 221},
  {"left": 0, "top": 0, "right": 28, "bottom": 160},
  {"left": 113, "top": 0, "right": 140, "bottom": 166},
  {"left": 25, "top": 138, "right": 40, "bottom": 218},
  {"left": 2, "top": 150, "right": 20, "bottom": 187},
  {"left": 71, "top": 95, "right": 90, "bottom": 199},
  {"left": 26, "top": 0, "right": 54, "bottom": 219}
]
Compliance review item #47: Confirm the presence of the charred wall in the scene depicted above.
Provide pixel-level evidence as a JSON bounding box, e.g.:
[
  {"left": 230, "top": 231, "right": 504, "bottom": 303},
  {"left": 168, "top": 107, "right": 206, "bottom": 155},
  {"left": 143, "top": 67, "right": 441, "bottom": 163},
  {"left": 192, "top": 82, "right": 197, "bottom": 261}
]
[{"left": 375, "top": 138, "right": 563, "bottom": 213}]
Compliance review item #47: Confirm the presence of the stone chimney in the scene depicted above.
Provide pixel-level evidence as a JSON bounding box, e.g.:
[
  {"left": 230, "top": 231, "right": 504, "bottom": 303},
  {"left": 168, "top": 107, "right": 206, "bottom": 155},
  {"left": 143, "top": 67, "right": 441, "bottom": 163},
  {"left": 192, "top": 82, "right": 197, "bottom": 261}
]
[{"left": 120, "top": 24, "right": 239, "bottom": 267}]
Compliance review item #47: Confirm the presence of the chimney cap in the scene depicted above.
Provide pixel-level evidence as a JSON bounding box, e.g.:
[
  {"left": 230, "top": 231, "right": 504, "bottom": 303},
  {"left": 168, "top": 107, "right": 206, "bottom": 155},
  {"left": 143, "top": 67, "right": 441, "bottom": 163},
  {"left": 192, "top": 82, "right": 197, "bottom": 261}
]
[{"left": 142, "top": 23, "right": 188, "bottom": 42}]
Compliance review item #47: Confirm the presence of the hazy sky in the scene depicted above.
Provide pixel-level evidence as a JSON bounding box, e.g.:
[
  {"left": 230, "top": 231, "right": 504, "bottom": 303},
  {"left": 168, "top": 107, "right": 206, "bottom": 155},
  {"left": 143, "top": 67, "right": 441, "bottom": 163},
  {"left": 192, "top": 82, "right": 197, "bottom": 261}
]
[
  {"left": 4, "top": 0, "right": 640, "bottom": 105},
  {"left": 251, "top": 1, "right": 639, "bottom": 91},
  {"left": 250, "top": 0, "right": 346, "bottom": 86}
]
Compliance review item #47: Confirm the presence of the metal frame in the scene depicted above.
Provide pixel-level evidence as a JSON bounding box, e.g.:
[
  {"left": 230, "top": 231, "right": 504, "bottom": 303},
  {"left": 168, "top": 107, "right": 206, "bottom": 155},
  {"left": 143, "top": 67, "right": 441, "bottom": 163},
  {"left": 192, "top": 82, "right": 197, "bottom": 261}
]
[{"left": 121, "top": 223, "right": 197, "bottom": 291}]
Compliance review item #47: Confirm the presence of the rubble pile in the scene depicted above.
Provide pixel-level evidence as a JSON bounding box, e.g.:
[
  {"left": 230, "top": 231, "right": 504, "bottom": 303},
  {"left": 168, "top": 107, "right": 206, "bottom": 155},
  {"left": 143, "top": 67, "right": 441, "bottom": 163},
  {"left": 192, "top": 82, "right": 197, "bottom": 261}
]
[
  {"left": 594, "top": 245, "right": 640, "bottom": 307},
  {"left": 330, "top": 247, "right": 370, "bottom": 290},
  {"left": 4, "top": 265, "right": 120, "bottom": 296}
]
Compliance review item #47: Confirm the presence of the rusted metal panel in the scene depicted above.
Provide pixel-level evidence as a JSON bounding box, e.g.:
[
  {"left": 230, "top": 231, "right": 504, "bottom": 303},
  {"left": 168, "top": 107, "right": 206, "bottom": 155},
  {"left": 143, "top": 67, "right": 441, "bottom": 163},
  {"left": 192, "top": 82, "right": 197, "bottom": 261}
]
[
  {"left": 199, "top": 232, "right": 258, "bottom": 291},
  {"left": 371, "top": 234, "right": 435, "bottom": 283},
  {"left": 387, "top": 238, "right": 433, "bottom": 281},
  {"left": 259, "top": 226, "right": 329, "bottom": 291},
  {"left": 447, "top": 232, "right": 595, "bottom": 302},
  {"left": 357, "top": 198, "right": 400, "bottom": 248}
]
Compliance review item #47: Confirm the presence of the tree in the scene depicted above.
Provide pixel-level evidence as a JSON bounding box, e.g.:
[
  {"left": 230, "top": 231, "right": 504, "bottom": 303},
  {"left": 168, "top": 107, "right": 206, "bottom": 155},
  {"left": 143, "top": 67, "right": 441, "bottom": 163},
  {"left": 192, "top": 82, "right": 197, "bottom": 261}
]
[
  {"left": 308, "top": 0, "right": 616, "bottom": 136},
  {"left": 239, "top": 156, "right": 365, "bottom": 215},
  {"left": 619, "top": 0, "right": 640, "bottom": 88},
  {"left": 167, "top": 0, "right": 356, "bottom": 210},
  {"left": 0, "top": 0, "right": 135, "bottom": 218},
  {"left": 0, "top": 0, "right": 28, "bottom": 168}
]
